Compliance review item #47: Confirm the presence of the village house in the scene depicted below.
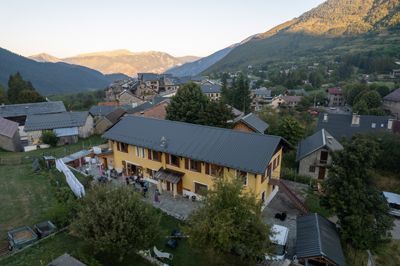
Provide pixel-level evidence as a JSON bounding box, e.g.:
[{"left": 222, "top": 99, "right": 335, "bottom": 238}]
[
  {"left": 102, "top": 116, "right": 286, "bottom": 205},
  {"left": 271, "top": 95, "right": 303, "bottom": 109},
  {"left": 383, "top": 88, "right": 400, "bottom": 118},
  {"left": 296, "top": 129, "right": 343, "bottom": 180},
  {"left": 251, "top": 87, "right": 272, "bottom": 111},
  {"left": 132, "top": 99, "right": 170, "bottom": 120},
  {"left": 233, "top": 113, "right": 269, "bottom": 134},
  {"left": 316, "top": 113, "right": 398, "bottom": 141},
  {"left": 24, "top": 112, "right": 93, "bottom": 145},
  {"left": 326, "top": 87, "right": 344, "bottom": 107},
  {"left": 117, "top": 90, "right": 145, "bottom": 106},
  {"left": 0, "top": 117, "right": 22, "bottom": 152},
  {"left": 200, "top": 82, "right": 222, "bottom": 101},
  {"left": 94, "top": 108, "right": 126, "bottom": 134},
  {"left": 0, "top": 101, "right": 66, "bottom": 125}
]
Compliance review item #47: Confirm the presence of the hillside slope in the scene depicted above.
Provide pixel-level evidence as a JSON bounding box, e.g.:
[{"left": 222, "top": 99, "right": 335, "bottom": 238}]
[
  {"left": 206, "top": 0, "right": 400, "bottom": 73},
  {"left": 0, "top": 48, "right": 128, "bottom": 95}
]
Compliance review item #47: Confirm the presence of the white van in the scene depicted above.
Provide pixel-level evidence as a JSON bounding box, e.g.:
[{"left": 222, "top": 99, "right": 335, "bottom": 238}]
[{"left": 265, "top": 224, "right": 289, "bottom": 261}]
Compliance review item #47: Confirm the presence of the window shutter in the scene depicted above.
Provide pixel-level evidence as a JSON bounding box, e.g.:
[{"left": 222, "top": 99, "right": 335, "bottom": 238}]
[
  {"left": 185, "top": 158, "right": 189, "bottom": 169},
  {"left": 148, "top": 149, "right": 152, "bottom": 160},
  {"left": 197, "top": 162, "right": 202, "bottom": 172},
  {"left": 205, "top": 163, "right": 210, "bottom": 175},
  {"left": 166, "top": 154, "right": 170, "bottom": 164}
]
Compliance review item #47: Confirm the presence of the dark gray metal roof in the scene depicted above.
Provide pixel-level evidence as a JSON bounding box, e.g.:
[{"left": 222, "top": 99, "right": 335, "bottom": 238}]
[
  {"left": 0, "top": 117, "right": 19, "bottom": 138},
  {"left": 237, "top": 113, "right": 269, "bottom": 133},
  {"left": 383, "top": 88, "right": 400, "bottom": 102},
  {"left": 61, "top": 149, "right": 92, "bottom": 164},
  {"left": 296, "top": 213, "right": 345, "bottom": 266},
  {"left": 103, "top": 116, "right": 284, "bottom": 174},
  {"left": 252, "top": 87, "right": 271, "bottom": 96},
  {"left": 0, "top": 101, "right": 66, "bottom": 118},
  {"left": 48, "top": 253, "right": 86, "bottom": 266},
  {"left": 296, "top": 129, "right": 343, "bottom": 161},
  {"left": 89, "top": 105, "right": 118, "bottom": 117},
  {"left": 200, "top": 83, "right": 222, "bottom": 94},
  {"left": 24, "top": 111, "right": 89, "bottom": 131},
  {"left": 316, "top": 113, "right": 393, "bottom": 140},
  {"left": 104, "top": 108, "right": 126, "bottom": 124}
]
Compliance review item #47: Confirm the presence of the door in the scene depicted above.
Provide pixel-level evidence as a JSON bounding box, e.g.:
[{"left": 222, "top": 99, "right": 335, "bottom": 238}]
[
  {"left": 166, "top": 181, "right": 171, "bottom": 191},
  {"left": 177, "top": 180, "right": 183, "bottom": 195},
  {"left": 318, "top": 167, "right": 326, "bottom": 180}
]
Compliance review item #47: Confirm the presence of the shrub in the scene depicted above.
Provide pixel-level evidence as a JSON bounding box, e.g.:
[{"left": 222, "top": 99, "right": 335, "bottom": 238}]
[
  {"left": 281, "top": 168, "right": 317, "bottom": 186},
  {"left": 41, "top": 131, "right": 59, "bottom": 147}
]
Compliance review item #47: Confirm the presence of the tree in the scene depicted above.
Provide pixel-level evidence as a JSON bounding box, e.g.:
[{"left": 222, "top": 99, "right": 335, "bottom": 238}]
[
  {"left": 71, "top": 185, "right": 161, "bottom": 260},
  {"left": 276, "top": 117, "right": 304, "bottom": 145},
  {"left": 166, "top": 82, "right": 209, "bottom": 124},
  {"left": 202, "top": 100, "right": 234, "bottom": 128},
  {"left": 7, "top": 72, "right": 45, "bottom": 104},
  {"left": 41, "top": 131, "right": 59, "bottom": 147},
  {"left": 222, "top": 74, "right": 252, "bottom": 114},
  {"left": 185, "top": 178, "right": 271, "bottom": 264},
  {"left": 322, "top": 137, "right": 393, "bottom": 250},
  {"left": 0, "top": 84, "right": 8, "bottom": 104},
  {"left": 166, "top": 82, "right": 233, "bottom": 128}
]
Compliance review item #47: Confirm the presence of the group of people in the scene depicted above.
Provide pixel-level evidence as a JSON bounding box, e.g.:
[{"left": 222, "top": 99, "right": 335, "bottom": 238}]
[{"left": 124, "top": 174, "right": 161, "bottom": 203}]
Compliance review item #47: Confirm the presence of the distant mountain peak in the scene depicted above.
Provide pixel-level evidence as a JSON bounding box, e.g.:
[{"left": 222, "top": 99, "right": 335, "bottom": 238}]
[{"left": 29, "top": 53, "right": 61, "bottom": 63}]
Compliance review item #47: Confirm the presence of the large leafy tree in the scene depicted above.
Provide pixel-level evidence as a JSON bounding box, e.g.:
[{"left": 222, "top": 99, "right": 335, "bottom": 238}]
[
  {"left": 322, "top": 137, "right": 393, "bottom": 250},
  {"left": 7, "top": 72, "right": 45, "bottom": 104},
  {"left": 71, "top": 185, "right": 161, "bottom": 260},
  {"left": 276, "top": 116, "right": 304, "bottom": 145},
  {"left": 0, "top": 84, "right": 8, "bottom": 104},
  {"left": 221, "top": 74, "right": 251, "bottom": 114},
  {"left": 166, "top": 82, "right": 209, "bottom": 124},
  {"left": 185, "top": 178, "right": 271, "bottom": 264},
  {"left": 166, "top": 82, "right": 233, "bottom": 128}
]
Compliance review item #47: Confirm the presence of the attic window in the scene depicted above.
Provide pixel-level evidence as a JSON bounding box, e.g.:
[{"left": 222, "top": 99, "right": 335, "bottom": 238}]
[{"left": 371, "top": 123, "right": 376, "bottom": 128}]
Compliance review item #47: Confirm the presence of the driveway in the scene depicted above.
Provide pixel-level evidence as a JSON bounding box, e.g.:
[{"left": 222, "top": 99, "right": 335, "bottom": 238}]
[{"left": 262, "top": 180, "right": 309, "bottom": 259}]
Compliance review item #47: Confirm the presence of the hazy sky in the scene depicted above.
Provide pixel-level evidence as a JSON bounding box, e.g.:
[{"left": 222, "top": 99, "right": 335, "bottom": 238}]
[{"left": 0, "top": 0, "right": 325, "bottom": 58}]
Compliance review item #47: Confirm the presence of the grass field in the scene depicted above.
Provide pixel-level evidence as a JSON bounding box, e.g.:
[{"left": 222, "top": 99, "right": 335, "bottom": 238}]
[{"left": 0, "top": 136, "right": 214, "bottom": 266}]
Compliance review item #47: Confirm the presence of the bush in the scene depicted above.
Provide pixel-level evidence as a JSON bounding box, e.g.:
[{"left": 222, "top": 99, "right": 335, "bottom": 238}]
[
  {"left": 41, "top": 131, "right": 59, "bottom": 147},
  {"left": 281, "top": 168, "right": 317, "bottom": 186},
  {"left": 47, "top": 202, "right": 75, "bottom": 227}
]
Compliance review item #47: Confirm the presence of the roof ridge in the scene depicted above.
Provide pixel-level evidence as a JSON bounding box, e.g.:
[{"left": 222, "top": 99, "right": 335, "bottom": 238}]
[
  {"left": 123, "top": 115, "right": 282, "bottom": 140},
  {"left": 322, "top": 128, "right": 326, "bottom": 146}
]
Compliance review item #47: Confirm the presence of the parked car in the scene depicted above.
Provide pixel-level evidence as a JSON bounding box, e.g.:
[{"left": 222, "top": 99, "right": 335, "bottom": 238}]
[
  {"left": 265, "top": 224, "right": 289, "bottom": 261},
  {"left": 383, "top": 191, "right": 400, "bottom": 218}
]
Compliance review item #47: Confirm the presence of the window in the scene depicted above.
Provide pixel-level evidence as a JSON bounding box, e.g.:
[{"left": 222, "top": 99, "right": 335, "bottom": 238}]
[
  {"left": 136, "top": 146, "right": 145, "bottom": 158},
  {"left": 320, "top": 151, "right": 328, "bottom": 164},
  {"left": 237, "top": 170, "right": 248, "bottom": 186},
  {"left": 190, "top": 159, "right": 201, "bottom": 172},
  {"left": 117, "top": 142, "right": 128, "bottom": 153},
  {"left": 148, "top": 149, "right": 161, "bottom": 162},
  {"left": 194, "top": 182, "right": 208, "bottom": 196},
  {"left": 205, "top": 163, "right": 223, "bottom": 177},
  {"left": 266, "top": 163, "right": 272, "bottom": 178},
  {"left": 166, "top": 154, "right": 180, "bottom": 167},
  {"left": 309, "top": 166, "right": 316, "bottom": 173}
]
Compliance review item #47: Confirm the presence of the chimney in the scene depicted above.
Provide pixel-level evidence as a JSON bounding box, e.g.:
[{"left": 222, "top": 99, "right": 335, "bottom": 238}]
[
  {"left": 388, "top": 119, "right": 394, "bottom": 130},
  {"left": 327, "top": 136, "right": 333, "bottom": 144},
  {"left": 160, "top": 136, "right": 167, "bottom": 148},
  {"left": 351, "top": 113, "right": 360, "bottom": 126},
  {"left": 323, "top": 113, "right": 328, "bottom": 122}
]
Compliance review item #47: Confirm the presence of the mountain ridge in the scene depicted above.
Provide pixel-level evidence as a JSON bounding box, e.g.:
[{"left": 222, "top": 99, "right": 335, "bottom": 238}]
[
  {"left": 205, "top": 0, "right": 400, "bottom": 73},
  {"left": 30, "top": 49, "right": 200, "bottom": 77}
]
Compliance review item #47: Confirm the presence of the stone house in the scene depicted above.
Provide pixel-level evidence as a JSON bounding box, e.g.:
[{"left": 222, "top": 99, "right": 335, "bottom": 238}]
[
  {"left": 383, "top": 88, "right": 400, "bottom": 119},
  {"left": 233, "top": 113, "right": 269, "bottom": 134},
  {"left": 0, "top": 117, "right": 22, "bottom": 152},
  {"left": 326, "top": 87, "right": 344, "bottom": 107},
  {"left": 94, "top": 108, "right": 126, "bottom": 135},
  {"left": 296, "top": 129, "right": 343, "bottom": 180},
  {"left": 24, "top": 112, "right": 94, "bottom": 145}
]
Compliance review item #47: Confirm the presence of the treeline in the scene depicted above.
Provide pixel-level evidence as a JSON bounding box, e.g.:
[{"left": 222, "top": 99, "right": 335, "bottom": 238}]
[
  {"left": 0, "top": 72, "right": 45, "bottom": 104},
  {"left": 49, "top": 90, "right": 105, "bottom": 111}
]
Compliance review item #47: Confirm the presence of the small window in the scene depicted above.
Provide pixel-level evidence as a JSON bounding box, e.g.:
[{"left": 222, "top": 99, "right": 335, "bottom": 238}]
[
  {"left": 168, "top": 154, "right": 180, "bottom": 167},
  {"left": 189, "top": 159, "right": 201, "bottom": 172},
  {"left": 237, "top": 170, "right": 248, "bottom": 186},
  {"left": 148, "top": 149, "right": 161, "bottom": 162},
  {"left": 136, "top": 146, "right": 145, "bottom": 158},
  {"left": 194, "top": 182, "right": 208, "bottom": 196},
  {"left": 309, "top": 166, "right": 316, "bottom": 173},
  {"left": 117, "top": 142, "right": 129, "bottom": 153}
]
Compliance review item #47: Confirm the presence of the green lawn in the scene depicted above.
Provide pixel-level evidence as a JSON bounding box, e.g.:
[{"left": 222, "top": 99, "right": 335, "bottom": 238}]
[{"left": 0, "top": 136, "right": 214, "bottom": 266}]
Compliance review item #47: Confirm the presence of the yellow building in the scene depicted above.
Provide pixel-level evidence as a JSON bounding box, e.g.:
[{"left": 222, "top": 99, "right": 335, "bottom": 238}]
[{"left": 103, "top": 116, "right": 286, "bottom": 205}]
